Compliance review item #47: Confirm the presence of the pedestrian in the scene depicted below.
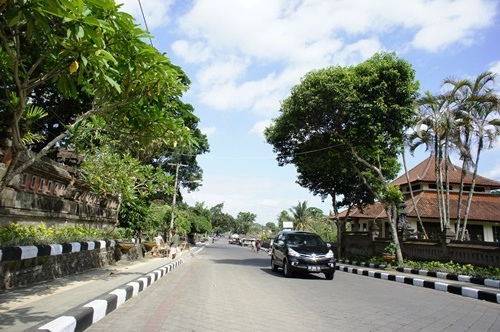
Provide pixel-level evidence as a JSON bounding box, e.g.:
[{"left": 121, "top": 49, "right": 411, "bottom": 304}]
[
  {"left": 256, "top": 240, "right": 261, "bottom": 253},
  {"left": 169, "top": 229, "right": 179, "bottom": 259},
  {"left": 251, "top": 239, "right": 256, "bottom": 252},
  {"left": 153, "top": 232, "right": 165, "bottom": 257}
]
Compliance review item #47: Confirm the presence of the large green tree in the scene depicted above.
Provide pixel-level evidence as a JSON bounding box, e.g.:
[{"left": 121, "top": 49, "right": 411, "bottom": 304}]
[
  {"left": 266, "top": 53, "right": 419, "bottom": 264},
  {"left": 209, "top": 203, "right": 235, "bottom": 234},
  {"left": 235, "top": 212, "right": 256, "bottom": 235},
  {"left": 0, "top": 0, "right": 192, "bottom": 192}
]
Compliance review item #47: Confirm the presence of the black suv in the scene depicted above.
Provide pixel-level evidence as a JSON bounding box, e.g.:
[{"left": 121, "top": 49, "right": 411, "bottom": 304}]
[{"left": 271, "top": 230, "right": 336, "bottom": 280}]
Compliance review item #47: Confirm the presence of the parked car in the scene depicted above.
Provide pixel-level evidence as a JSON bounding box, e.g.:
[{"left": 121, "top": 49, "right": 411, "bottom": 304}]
[{"left": 270, "top": 230, "right": 336, "bottom": 280}]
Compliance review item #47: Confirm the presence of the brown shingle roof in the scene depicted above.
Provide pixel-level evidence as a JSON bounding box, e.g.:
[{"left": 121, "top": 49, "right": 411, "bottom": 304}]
[
  {"left": 337, "top": 203, "right": 386, "bottom": 219},
  {"left": 393, "top": 155, "right": 500, "bottom": 188},
  {"left": 407, "top": 191, "right": 500, "bottom": 222},
  {"left": 337, "top": 192, "right": 500, "bottom": 223}
]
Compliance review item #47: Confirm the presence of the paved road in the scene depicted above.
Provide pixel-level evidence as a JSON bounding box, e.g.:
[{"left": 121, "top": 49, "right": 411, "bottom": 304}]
[{"left": 86, "top": 240, "right": 500, "bottom": 332}]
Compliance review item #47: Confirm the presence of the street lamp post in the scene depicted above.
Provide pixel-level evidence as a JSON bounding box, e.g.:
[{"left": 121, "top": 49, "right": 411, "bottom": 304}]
[
  {"left": 169, "top": 163, "right": 180, "bottom": 233},
  {"left": 168, "top": 163, "right": 188, "bottom": 237}
]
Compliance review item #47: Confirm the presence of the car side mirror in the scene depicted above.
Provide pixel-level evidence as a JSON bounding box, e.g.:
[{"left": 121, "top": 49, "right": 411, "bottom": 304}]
[
  {"left": 327, "top": 243, "right": 331, "bottom": 248},
  {"left": 277, "top": 240, "right": 284, "bottom": 246}
]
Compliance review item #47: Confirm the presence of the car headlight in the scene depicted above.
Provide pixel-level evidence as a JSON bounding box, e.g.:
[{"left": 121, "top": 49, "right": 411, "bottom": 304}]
[
  {"left": 325, "top": 250, "right": 334, "bottom": 258},
  {"left": 288, "top": 247, "right": 301, "bottom": 257}
]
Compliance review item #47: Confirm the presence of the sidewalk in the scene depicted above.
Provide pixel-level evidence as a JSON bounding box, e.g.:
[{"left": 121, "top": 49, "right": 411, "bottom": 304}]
[{"left": 0, "top": 246, "right": 203, "bottom": 332}]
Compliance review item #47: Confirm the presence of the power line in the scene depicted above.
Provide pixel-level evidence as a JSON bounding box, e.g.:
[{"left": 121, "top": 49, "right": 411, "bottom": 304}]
[
  {"left": 137, "top": 0, "right": 154, "bottom": 47},
  {"left": 180, "top": 144, "right": 343, "bottom": 160}
]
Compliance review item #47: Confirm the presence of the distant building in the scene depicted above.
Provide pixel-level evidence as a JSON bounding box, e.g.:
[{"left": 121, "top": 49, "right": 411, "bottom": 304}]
[{"left": 337, "top": 155, "right": 500, "bottom": 242}]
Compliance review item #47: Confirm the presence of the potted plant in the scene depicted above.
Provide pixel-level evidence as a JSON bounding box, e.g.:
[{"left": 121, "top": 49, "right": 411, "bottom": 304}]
[{"left": 382, "top": 242, "right": 396, "bottom": 262}]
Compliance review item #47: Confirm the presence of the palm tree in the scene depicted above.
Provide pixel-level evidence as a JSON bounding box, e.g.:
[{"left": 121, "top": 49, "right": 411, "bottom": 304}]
[
  {"left": 410, "top": 91, "right": 458, "bottom": 232},
  {"left": 288, "top": 201, "right": 312, "bottom": 230},
  {"left": 444, "top": 72, "right": 500, "bottom": 240}
]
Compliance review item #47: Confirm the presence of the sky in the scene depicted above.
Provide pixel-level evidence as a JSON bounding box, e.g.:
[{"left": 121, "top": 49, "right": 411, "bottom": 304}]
[{"left": 118, "top": 0, "right": 500, "bottom": 225}]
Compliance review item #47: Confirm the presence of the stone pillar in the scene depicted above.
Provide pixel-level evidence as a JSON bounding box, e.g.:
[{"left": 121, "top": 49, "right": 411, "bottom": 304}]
[
  {"left": 440, "top": 226, "right": 455, "bottom": 261},
  {"left": 371, "top": 221, "right": 380, "bottom": 240}
]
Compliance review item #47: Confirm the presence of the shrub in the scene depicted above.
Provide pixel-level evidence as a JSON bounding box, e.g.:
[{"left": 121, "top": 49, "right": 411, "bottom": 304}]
[
  {"left": 384, "top": 242, "right": 396, "bottom": 254},
  {"left": 401, "top": 260, "right": 500, "bottom": 280},
  {"left": 340, "top": 256, "right": 500, "bottom": 280},
  {"left": 0, "top": 222, "right": 119, "bottom": 248}
]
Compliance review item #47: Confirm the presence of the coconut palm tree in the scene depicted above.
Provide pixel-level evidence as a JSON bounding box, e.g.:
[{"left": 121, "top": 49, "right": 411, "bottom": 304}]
[
  {"left": 410, "top": 91, "right": 458, "bottom": 232},
  {"left": 444, "top": 72, "right": 500, "bottom": 240},
  {"left": 289, "top": 201, "right": 312, "bottom": 231}
]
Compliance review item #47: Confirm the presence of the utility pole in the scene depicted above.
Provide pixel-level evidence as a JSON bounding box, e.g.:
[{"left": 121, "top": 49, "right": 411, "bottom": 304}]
[{"left": 168, "top": 163, "right": 188, "bottom": 235}]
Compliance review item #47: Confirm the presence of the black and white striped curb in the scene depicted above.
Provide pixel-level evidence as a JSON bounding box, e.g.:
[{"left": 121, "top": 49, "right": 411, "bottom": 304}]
[
  {"left": 0, "top": 241, "right": 115, "bottom": 262},
  {"left": 337, "top": 259, "right": 500, "bottom": 289},
  {"left": 394, "top": 267, "right": 500, "bottom": 289},
  {"left": 337, "top": 264, "right": 500, "bottom": 304},
  {"left": 25, "top": 258, "right": 184, "bottom": 332}
]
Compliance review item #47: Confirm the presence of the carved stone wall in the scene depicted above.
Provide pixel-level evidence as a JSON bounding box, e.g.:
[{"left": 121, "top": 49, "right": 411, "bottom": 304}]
[{"left": 0, "top": 152, "right": 118, "bottom": 227}]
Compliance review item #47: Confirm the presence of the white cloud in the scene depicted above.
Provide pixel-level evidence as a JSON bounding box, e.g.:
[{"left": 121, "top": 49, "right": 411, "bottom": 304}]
[
  {"left": 409, "top": 0, "right": 496, "bottom": 52},
  {"left": 489, "top": 61, "right": 500, "bottom": 93},
  {"left": 483, "top": 161, "right": 500, "bottom": 181},
  {"left": 171, "top": 40, "right": 212, "bottom": 63},
  {"left": 168, "top": 0, "right": 498, "bottom": 115},
  {"left": 117, "top": 0, "right": 175, "bottom": 30},
  {"left": 490, "top": 61, "right": 500, "bottom": 75},
  {"left": 250, "top": 119, "right": 273, "bottom": 140},
  {"left": 119, "top": 0, "right": 498, "bottom": 116},
  {"left": 197, "top": 58, "right": 250, "bottom": 87},
  {"left": 201, "top": 126, "right": 216, "bottom": 137}
]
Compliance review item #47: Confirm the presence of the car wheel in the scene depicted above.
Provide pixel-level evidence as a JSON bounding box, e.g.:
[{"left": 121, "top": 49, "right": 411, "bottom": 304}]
[
  {"left": 325, "top": 272, "right": 334, "bottom": 280},
  {"left": 271, "top": 256, "right": 278, "bottom": 272},
  {"left": 283, "top": 259, "right": 293, "bottom": 278}
]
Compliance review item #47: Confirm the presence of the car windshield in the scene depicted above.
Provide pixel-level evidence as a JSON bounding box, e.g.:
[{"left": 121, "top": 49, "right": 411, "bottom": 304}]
[{"left": 287, "top": 234, "right": 323, "bottom": 246}]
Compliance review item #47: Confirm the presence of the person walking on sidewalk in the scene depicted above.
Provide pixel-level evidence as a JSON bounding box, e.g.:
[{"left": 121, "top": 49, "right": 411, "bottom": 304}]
[
  {"left": 170, "top": 229, "right": 179, "bottom": 259},
  {"left": 256, "top": 240, "right": 261, "bottom": 254},
  {"left": 153, "top": 232, "right": 166, "bottom": 257}
]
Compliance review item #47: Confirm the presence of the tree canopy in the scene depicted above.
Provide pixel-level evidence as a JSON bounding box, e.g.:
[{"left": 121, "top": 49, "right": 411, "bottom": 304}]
[
  {"left": 265, "top": 52, "right": 420, "bottom": 262},
  {"left": 0, "top": 0, "right": 201, "bottom": 192},
  {"left": 0, "top": 0, "right": 213, "bottom": 236}
]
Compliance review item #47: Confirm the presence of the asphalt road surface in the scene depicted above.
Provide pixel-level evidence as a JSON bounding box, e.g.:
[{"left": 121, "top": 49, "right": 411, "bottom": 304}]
[{"left": 87, "top": 240, "right": 500, "bottom": 332}]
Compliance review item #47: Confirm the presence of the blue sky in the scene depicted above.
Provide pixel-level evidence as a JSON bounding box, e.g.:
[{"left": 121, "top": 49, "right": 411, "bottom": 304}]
[{"left": 118, "top": 0, "right": 500, "bottom": 225}]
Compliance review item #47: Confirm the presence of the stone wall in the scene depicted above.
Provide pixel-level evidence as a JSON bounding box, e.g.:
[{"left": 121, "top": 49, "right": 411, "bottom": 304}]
[
  {"left": 0, "top": 240, "right": 129, "bottom": 290},
  {"left": 342, "top": 231, "right": 500, "bottom": 267},
  {"left": 0, "top": 152, "right": 119, "bottom": 227}
]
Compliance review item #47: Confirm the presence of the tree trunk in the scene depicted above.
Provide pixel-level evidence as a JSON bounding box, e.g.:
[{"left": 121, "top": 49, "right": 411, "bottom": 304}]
[
  {"left": 461, "top": 140, "right": 483, "bottom": 241},
  {"left": 388, "top": 203, "right": 403, "bottom": 264},
  {"left": 336, "top": 221, "right": 343, "bottom": 259},
  {"left": 455, "top": 132, "right": 471, "bottom": 239},
  {"left": 455, "top": 163, "right": 467, "bottom": 240},
  {"left": 444, "top": 143, "right": 451, "bottom": 231},
  {"left": 331, "top": 195, "right": 348, "bottom": 259}
]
